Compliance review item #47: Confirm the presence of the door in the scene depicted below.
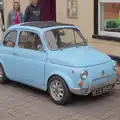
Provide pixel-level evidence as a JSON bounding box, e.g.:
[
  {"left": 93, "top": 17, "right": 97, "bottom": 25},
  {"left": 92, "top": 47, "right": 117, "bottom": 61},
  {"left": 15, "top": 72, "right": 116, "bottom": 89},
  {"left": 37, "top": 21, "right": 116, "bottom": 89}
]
[
  {"left": 39, "top": 0, "right": 56, "bottom": 21},
  {"left": 13, "top": 31, "right": 47, "bottom": 89},
  {"left": 1, "top": 30, "right": 20, "bottom": 81}
]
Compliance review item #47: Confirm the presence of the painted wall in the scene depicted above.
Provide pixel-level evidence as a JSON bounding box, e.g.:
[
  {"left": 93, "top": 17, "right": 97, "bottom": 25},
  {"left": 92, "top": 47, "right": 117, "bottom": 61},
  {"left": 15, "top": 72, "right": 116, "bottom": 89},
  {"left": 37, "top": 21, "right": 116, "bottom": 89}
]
[{"left": 56, "top": 0, "right": 120, "bottom": 56}]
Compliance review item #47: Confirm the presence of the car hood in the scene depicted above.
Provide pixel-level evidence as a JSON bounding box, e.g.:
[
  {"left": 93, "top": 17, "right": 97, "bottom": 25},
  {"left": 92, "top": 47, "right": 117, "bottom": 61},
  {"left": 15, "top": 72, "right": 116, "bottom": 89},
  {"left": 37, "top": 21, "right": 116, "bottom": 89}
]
[{"left": 48, "top": 46, "right": 112, "bottom": 67}]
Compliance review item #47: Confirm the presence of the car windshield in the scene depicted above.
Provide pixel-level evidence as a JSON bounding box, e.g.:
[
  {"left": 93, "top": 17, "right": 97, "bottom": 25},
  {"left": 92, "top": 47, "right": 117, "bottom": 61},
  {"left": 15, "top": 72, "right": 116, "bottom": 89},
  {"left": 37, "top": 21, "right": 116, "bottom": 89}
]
[{"left": 45, "top": 28, "right": 87, "bottom": 50}]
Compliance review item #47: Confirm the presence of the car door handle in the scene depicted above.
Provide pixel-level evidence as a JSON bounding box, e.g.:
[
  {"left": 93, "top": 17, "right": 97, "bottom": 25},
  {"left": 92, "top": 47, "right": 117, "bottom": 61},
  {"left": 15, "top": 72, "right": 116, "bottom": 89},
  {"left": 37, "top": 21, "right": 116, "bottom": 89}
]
[{"left": 13, "top": 52, "right": 17, "bottom": 56}]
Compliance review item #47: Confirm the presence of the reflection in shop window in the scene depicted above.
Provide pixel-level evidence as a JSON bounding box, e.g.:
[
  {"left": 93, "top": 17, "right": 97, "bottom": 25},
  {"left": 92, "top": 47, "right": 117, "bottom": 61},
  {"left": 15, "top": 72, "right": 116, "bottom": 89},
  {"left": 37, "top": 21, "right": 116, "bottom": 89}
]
[{"left": 99, "top": 0, "right": 120, "bottom": 37}]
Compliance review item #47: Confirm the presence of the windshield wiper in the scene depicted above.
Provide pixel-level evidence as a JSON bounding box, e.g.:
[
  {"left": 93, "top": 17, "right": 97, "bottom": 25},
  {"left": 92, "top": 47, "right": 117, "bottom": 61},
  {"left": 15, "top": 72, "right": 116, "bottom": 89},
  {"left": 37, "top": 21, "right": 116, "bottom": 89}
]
[
  {"left": 74, "top": 42, "right": 87, "bottom": 47},
  {"left": 61, "top": 41, "right": 87, "bottom": 50},
  {"left": 61, "top": 41, "right": 75, "bottom": 50}
]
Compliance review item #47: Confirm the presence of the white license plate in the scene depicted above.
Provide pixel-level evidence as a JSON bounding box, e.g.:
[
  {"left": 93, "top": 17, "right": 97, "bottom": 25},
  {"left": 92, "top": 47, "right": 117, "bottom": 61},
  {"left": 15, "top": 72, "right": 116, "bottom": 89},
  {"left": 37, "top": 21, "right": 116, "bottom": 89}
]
[{"left": 92, "top": 85, "right": 113, "bottom": 96}]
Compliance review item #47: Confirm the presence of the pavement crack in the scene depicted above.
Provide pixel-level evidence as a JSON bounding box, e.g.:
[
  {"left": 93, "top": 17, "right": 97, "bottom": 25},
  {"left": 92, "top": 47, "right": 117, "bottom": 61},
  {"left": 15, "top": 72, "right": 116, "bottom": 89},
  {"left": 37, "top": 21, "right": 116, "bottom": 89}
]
[
  {"left": 77, "top": 112, "right": 102, "bottom": 120},
  {"left": 102, "top": 114, "right": 117, "bottom": 120},
  {"left": 107, "top": 104, "right": 120, "bottom": 111},
  {"left": 57, "top": 111, "right": 102, "bottom": 120},
  {"left": 0, "top": 98, "right": 40, "bottom": 112},
  {"left": 57, "top": 112, "right": 79, "bottom": 120},
  {"left": 8, "top": 112, "right": 17, "bottom": 120}
]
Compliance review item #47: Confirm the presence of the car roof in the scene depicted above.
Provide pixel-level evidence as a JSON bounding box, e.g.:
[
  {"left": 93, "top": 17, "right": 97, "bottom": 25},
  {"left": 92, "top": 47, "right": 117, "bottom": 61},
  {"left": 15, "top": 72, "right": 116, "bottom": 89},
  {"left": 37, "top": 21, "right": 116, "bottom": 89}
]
[
  {"left": 8, "top": 21, "right": 77, "bottom": 32},
  {"left": 20, "top": 21, "right": 74, "bottom": 28}
]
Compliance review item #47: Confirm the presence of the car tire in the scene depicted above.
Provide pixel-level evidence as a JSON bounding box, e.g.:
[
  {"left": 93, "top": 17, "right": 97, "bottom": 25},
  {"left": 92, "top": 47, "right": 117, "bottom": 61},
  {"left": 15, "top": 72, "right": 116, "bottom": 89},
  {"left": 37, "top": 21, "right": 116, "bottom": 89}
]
[
  {"left": 48, "top": 76, "right": 71, "bottom": 105},
  {"left": 0, "top": 64, "right": 7, "bottom": 84}
]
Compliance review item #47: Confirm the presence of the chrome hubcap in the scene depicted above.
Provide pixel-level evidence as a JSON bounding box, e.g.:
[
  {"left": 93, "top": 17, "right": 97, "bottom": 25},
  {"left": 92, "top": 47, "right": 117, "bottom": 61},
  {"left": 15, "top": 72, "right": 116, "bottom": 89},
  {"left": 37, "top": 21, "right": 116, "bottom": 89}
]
[
  {"left": 50, "top": 80, "right": 64, "bottom": 101},
  {"left": 0, "top": 66, "right": 3, "bottom": 81}
]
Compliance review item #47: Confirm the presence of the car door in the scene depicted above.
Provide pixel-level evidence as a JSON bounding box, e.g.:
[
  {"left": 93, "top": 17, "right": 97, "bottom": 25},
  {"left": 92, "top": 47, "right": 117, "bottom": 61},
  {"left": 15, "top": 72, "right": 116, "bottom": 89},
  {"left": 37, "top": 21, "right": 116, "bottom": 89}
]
[
  {"left": 1, "top": 30, "right": 21, "bottom": 81},
  {"left": 13, "top": 30, "right": 47, "bottom": 89}
]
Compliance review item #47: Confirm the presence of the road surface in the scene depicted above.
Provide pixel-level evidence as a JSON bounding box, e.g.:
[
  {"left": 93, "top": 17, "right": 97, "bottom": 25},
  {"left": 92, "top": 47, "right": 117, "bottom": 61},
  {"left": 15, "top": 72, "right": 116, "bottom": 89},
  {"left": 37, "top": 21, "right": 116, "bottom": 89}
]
[{"left": 0, "top": 81, "right": 120, "bottom": 120}]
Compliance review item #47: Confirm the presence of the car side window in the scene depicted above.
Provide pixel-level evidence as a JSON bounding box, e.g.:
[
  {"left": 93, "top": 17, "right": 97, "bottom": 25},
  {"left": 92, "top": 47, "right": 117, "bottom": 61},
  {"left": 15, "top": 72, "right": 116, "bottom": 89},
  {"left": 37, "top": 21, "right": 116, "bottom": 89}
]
[
  {"left": 3, "top": 31, "right": 17, "bottom": 47},
  {"left": 18, "top": 31, "right": 42, "bottom": 50}
]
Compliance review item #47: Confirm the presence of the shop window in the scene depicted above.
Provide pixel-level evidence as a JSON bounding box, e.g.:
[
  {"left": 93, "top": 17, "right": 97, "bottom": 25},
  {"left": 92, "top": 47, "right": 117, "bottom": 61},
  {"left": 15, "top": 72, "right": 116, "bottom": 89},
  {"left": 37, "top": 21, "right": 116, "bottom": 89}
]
[{"left": 93, "top": 0, "right": 120, "bottom": 40}]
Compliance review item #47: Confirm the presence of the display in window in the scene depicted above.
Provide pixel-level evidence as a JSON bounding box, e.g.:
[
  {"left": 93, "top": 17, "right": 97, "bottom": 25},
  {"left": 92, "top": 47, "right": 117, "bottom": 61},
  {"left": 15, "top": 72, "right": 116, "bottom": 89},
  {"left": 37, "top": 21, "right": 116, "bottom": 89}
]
[
  {"left": 67, "top": 0, "right": 77, "bottom": 18},
  {"left": 101, "top": 3, "right": 120, "bottom": 32}
]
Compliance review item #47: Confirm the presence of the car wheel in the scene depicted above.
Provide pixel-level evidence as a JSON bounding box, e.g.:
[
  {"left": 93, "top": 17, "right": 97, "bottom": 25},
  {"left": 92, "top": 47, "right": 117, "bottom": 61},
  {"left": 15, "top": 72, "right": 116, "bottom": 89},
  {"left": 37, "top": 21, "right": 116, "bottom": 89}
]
[
  {"left": 48, "top": 76, "right": 71, "bottom": 105},
  {"left": 0, "top": 64, "right": 7, "bottom": 84}
]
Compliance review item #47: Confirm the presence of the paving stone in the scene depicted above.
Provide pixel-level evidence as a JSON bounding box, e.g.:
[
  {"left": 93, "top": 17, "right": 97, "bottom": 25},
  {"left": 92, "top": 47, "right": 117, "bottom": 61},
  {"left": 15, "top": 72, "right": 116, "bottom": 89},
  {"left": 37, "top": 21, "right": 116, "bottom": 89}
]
[
  {"left": 0, "top": 82, "right": 120, "bottom": 120},
  {"left": 105, "top": 115, "right": 120, "bottom": 120},
  {"left": 22, "top": 115, "right": 49, "bottom": 120},
  {"left": 61, "top": 113, "right": 101, "bottom": 120},
  {"left": 0, "top": 112, "right": 15, "bottom": 119}
]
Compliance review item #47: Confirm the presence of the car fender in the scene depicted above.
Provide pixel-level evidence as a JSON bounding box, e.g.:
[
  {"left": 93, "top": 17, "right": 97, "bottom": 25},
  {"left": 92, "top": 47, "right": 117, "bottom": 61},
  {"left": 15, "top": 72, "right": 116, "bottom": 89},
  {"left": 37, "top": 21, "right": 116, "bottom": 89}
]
[{"left": 45, "top": 71, "right": 73, "bottom": 91}]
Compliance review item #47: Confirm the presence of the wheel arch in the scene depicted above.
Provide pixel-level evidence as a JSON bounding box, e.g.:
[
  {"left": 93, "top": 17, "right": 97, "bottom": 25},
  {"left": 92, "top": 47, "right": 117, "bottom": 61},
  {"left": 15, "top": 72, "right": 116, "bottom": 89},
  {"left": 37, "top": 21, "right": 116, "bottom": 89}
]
[
  {"left": 0, "top": 60, "right": 5, "bottom": 70},
  {"left": 46, "top": 72, "right": 73, "bottom": 91},
  {"left": 0, "top": 60, "right": 8, "bottom": 78}
]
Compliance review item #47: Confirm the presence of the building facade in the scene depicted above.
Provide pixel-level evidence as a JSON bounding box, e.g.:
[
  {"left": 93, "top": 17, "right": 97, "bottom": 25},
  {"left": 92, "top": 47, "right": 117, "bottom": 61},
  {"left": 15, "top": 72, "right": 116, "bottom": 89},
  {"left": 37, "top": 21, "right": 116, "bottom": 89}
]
[{"left": 3, "top": 0, "right": 120, "bottom": 57}]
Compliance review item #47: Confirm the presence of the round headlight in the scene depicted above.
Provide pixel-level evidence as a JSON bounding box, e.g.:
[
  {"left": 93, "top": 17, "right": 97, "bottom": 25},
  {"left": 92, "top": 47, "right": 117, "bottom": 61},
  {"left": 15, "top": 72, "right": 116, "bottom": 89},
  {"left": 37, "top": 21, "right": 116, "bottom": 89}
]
[
  {"left": 80, "top": 71, "right": 88, "bottom": 80},
  {"left": 114, "top": 62, "right": 118, "bottom": 71}
]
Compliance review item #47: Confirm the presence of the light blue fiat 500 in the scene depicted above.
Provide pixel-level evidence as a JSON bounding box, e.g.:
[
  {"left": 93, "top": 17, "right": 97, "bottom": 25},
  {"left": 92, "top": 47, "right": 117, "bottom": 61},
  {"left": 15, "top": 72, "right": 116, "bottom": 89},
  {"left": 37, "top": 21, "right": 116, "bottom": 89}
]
[{"left": 0, "top": 21, "right": 118, "bottom": 105}]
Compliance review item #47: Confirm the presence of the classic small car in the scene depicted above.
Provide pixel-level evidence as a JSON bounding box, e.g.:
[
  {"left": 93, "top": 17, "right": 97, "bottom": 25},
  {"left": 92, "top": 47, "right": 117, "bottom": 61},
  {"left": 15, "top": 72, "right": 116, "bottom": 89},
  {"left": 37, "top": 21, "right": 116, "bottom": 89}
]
[{"left": 0, "top": 21, "right": 118, "bottom": 105}]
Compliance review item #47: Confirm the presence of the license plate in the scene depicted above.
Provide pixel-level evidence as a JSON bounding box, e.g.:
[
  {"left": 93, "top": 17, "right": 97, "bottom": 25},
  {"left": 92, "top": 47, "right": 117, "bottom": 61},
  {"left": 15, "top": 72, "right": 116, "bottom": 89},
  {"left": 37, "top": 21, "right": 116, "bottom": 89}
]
[{"left": 92, "top": 85, "right": 113, "bottom": 96}]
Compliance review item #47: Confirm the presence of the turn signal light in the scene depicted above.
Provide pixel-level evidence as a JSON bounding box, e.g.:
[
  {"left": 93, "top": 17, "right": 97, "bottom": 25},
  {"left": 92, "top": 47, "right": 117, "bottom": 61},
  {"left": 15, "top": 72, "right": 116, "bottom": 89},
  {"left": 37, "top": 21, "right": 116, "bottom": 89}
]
[
  {"left": 117, "top": 70, "right": 120, "bottom": 75},
  {"left": 78, "top": 81, "right": 83, "bottom": 86}
]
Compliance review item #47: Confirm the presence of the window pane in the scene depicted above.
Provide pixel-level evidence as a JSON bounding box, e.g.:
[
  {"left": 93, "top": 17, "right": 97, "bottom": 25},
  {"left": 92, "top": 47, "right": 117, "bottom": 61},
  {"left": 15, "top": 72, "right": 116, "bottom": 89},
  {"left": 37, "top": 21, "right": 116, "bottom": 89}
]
[
  {"left": 100, "top": 2, "right": 120, "bottom": 32},
  {"left": 18, "top": 32, "right": 42, "bottom": 50},
  {"left": 45, "top": 28, "right": 87, "bottom": 50},
  {"left": 3, "top": 31, "right": 17, "bottom": 47},
  {"left": 5, "top": 31, "right": 17, "bottom": 42}
]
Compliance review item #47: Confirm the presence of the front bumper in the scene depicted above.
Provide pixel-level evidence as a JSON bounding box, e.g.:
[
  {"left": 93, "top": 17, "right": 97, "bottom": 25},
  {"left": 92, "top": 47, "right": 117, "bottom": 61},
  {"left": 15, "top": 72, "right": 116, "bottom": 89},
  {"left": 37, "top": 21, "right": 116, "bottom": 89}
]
[{"left": 70, "top": 76, "right": 117, "bottom": 95}]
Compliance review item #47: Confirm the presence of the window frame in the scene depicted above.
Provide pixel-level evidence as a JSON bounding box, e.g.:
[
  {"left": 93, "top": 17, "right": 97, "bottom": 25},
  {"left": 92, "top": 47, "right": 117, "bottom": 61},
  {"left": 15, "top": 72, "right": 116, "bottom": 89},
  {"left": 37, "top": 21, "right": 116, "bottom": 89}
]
[
  {"left": 18, "top": 30, "right": 43, "bottom": 51},
  {"left": 3, "top": 30, "right": 17, "bottom": 48},
  {"left": 93, "top": 0, "right": 120, "bottom": 41}
]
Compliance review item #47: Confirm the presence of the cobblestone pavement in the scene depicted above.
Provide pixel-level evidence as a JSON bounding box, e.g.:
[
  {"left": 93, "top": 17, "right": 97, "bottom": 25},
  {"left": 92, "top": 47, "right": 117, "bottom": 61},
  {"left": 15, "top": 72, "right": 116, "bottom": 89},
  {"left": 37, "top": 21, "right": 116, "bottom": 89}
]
[{"left": 0, "top": 81, "right": 120, "bottom": 120}]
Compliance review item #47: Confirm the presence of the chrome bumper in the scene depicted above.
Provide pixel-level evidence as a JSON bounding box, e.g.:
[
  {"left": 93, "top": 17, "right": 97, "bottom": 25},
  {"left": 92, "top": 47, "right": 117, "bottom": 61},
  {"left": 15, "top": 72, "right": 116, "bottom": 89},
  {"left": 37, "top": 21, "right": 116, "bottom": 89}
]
[{"left": 70, "top": 78, "right": 117, "bottom": 95}]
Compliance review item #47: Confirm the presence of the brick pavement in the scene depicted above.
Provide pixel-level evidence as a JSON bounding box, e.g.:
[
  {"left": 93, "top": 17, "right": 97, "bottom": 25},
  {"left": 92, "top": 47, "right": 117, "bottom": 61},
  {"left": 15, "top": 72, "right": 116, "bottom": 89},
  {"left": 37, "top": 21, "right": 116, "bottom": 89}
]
[{"left": 0, "top": 81, "right": 120, "bottom": 120}]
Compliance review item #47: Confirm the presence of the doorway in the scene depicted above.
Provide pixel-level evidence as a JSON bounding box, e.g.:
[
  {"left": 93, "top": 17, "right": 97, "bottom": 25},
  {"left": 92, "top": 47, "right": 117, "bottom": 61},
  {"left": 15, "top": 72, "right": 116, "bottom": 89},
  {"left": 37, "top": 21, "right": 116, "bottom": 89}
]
[{"left": 38, "top": 0, "right": 56, "bottom": 21}]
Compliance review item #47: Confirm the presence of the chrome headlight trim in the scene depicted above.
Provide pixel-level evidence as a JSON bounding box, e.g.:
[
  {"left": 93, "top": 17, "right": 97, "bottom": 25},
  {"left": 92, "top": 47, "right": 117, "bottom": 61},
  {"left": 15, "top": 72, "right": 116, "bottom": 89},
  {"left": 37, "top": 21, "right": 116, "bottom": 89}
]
[
  {"left": 80, "top": 71, "right": 88, "bottom": 80},
  {"left": 113, "top": 62, "right": 118, "bottom": 71}
]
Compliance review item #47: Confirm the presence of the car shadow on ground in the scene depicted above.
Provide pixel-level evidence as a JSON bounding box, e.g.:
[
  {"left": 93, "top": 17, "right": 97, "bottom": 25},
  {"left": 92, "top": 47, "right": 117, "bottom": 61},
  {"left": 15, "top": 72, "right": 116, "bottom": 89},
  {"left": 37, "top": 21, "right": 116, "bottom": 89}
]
[{"left": 2, "top": 80, "right": 119, "bottom": 106}]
